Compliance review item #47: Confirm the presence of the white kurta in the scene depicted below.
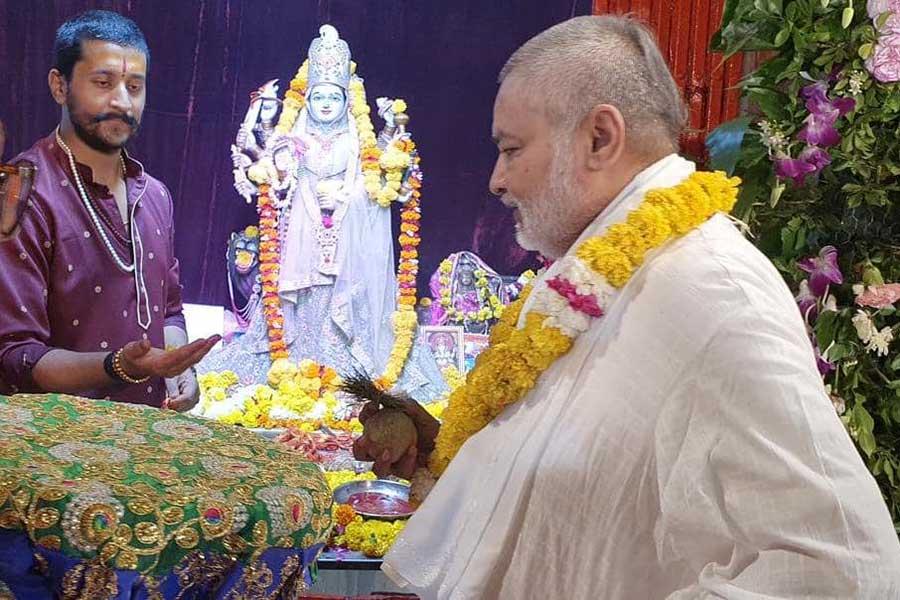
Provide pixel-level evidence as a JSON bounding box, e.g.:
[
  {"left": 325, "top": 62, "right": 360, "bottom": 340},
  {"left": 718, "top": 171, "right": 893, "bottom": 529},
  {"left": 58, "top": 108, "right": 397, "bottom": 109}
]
[{"left": 382, "top": 155, "right": 900, "bottom": 599}]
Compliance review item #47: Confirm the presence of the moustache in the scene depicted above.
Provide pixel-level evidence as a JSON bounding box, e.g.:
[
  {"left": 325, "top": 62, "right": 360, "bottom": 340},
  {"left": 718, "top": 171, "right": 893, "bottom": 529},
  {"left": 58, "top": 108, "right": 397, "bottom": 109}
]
[{"left": 93, "top": 113, "right": 138, "bottom": 128}]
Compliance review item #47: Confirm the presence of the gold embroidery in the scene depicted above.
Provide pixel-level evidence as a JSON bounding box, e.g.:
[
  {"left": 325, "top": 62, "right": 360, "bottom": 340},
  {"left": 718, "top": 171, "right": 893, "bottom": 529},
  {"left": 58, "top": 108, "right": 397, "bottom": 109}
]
[
  {"left": 36, "top": 535, "right": 61, "bottom": 551},
  {"left": 60, "top": 560, "right": 118, "bottom": 600},
  {"left": 134, "top": 522, "right": 160, "bottom": 545}
]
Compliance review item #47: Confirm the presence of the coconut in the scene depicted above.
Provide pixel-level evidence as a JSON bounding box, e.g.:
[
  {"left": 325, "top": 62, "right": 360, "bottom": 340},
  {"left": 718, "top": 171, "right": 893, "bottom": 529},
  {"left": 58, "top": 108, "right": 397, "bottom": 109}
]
[{"left": 364, "top": 408, "right": 417, "bottom": 464}]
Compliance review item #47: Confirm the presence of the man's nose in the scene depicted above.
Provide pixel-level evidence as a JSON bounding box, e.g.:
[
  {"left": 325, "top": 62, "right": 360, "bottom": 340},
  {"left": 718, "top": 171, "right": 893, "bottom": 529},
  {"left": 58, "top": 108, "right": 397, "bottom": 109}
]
[{"left": 489, "top": 160, "right": 506, "bottom": 197}]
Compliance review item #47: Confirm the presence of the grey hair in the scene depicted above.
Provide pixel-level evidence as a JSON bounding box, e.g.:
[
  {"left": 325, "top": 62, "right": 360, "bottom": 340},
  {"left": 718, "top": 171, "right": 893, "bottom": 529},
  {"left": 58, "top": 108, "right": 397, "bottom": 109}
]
[{"left": 499, "top": 16, "right": 686, "bottom": 154}]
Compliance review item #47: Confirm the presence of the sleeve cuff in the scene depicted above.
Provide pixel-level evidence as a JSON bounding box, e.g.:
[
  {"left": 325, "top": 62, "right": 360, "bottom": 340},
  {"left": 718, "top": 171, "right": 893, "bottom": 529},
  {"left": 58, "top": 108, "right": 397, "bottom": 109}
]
[{"left": 0, "top": 342, "right": 55, "bottom": 394}]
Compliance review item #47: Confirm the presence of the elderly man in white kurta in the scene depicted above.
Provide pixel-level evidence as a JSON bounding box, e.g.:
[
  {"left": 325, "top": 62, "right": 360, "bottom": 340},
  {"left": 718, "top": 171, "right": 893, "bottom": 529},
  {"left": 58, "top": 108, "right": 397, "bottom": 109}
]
[{"left": 352, "top": 15, "right": 900, "bottom": 600}]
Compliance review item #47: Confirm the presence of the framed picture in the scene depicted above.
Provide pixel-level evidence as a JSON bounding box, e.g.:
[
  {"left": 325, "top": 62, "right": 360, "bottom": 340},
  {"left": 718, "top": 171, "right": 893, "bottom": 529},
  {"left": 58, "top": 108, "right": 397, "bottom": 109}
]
[
  {"left": 420, "top": 326, "right": 465, "bottom": 372},
  {"left": 463, "top": 333, "right": 491, "bottom": 373}
]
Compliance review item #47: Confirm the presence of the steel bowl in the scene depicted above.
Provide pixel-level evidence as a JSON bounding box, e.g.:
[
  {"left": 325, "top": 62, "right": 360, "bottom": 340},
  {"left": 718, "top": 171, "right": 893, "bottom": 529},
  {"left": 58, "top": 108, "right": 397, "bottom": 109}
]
[
  {"left": 332, "top": 479, "right": 414, "bottom": 520},
  {"left": 249, "top": 427, "right": 286, "bottom": 440}
]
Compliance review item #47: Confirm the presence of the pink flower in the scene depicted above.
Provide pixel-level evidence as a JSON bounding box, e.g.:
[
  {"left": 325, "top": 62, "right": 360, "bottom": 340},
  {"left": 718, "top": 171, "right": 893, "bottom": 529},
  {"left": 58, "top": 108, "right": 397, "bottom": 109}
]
[
  {"left": 855, "top": 283, "right": 900, "bottom": 308},
  {"left": 868, "top": 0, "right": 900, "bottom": 30},
  {"left": 546, "top": 276, "right": 604, "bottom": 318},
  {"left": 866, "top": 31, "right": 900, "bottom": 82}
]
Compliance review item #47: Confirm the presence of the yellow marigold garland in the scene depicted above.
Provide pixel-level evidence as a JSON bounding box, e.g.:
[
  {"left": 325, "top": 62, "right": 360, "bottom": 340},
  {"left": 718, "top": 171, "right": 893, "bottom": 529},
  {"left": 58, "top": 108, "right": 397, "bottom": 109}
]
[{"left": 427, "top": 171, "right": 740, "bottom": 477}]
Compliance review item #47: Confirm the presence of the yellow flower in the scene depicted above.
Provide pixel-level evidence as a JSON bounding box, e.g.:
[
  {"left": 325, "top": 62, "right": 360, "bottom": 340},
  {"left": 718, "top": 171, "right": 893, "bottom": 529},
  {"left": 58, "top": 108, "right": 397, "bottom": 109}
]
[
  {"left": 298, "top": 359, "right": 319, "bottom": 379},
  {"left": 391, "top": 99, "right": 408, "bottom": 114},
  {"left": 267, "top": 358, "right": 298, "bottom": 387}
]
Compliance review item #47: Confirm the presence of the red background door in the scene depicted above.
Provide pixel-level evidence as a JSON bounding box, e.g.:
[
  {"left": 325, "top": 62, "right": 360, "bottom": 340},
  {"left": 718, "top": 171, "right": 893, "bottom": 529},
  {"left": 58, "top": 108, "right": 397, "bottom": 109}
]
[{"left": 592, "top": 0, "right": 743, "bottom": 159}]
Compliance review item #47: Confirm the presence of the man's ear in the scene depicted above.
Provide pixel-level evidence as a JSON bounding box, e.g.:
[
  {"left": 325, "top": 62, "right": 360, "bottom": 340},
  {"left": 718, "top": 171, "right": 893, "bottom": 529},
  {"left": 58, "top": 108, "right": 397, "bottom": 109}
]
[
  {"left": 48, "top": 69, "right": 68, "bottom": 107},
  {"left": 582, "top": 104, "right": 627, "bottom": 172}
]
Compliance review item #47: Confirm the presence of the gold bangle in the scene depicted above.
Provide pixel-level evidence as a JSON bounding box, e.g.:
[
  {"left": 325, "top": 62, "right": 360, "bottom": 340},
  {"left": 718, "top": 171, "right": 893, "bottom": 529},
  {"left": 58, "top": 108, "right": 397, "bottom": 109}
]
[{"left": 112, "top": 349, "right": 150, "bottom": 384}]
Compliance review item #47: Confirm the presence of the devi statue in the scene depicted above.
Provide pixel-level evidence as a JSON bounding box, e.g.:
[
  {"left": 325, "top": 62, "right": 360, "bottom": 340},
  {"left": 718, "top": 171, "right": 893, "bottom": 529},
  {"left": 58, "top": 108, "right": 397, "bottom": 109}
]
[
  {"left": 428, "top": 251, "right": 534, "bottom": 334},
  {"left": 201, "top": 25, "right": 445, "bottom": 400}
]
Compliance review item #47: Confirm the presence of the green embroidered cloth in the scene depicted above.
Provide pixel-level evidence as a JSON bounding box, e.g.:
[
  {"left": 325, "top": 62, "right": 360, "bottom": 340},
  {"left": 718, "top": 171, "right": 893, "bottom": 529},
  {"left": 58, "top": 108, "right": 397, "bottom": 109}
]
[{"left": 0, "top": 393, "right": 332, "bottom": 576}]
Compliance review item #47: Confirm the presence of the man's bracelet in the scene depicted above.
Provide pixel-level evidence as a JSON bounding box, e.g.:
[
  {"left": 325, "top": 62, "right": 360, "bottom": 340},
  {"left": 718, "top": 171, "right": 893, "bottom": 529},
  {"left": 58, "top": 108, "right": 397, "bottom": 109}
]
[{"left": 104, "top": 349, "right": 150, "bottom": 385}]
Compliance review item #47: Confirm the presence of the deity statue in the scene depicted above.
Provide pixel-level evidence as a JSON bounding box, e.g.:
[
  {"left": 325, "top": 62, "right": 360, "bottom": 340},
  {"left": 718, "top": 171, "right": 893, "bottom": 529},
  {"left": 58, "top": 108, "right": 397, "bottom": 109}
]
[
  {"left": 200, "top": 25, "right": 445, "bottom": 401},
  {"left": 429, "top": 251, "right": 533, "bottom": 334},
  {"left": 225, "top": 226, "right": 261, "bottom": 331}
]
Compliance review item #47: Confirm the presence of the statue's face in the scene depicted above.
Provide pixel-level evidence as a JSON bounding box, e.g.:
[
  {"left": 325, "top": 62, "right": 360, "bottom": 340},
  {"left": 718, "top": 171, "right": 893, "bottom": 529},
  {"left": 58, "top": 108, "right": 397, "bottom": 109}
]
[
  {"left": 273, "top": 145, "right": 293, "bottom": 171},
  {"left": 308, "top": 84, "right": 346, "bottom": 124},
  {"left": 459, "top": 265, "right": 475, "bottom": 287},
  {"left": 259, "top": 99, "right": 279, "bottom": 122},
  {"left": 232, "top": 235, "right": 259, "bottom": 274}
]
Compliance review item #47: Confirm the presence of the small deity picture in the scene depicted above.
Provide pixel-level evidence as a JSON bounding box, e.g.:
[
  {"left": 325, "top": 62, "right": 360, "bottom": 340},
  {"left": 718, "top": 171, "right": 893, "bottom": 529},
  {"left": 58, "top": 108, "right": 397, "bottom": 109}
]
[
  {"left": 463, "top": 333, "right": 490, "bottom": 373},
  {"left": 421, "top": 326, "right": 465, "bottom": 372}
]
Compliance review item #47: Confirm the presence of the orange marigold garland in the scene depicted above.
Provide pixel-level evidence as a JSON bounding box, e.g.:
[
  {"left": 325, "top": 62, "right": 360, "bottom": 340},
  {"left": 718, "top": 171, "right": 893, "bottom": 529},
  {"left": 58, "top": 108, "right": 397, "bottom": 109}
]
[{"left": 257, "top": 184, "right": 288, "bottom": 360}]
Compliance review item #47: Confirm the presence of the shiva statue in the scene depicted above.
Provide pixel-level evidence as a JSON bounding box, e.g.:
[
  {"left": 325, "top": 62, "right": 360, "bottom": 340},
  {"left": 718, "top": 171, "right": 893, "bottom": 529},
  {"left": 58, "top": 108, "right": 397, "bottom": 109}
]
[{"left": 201, "top": 25, "right": 445, "bottom": 401}]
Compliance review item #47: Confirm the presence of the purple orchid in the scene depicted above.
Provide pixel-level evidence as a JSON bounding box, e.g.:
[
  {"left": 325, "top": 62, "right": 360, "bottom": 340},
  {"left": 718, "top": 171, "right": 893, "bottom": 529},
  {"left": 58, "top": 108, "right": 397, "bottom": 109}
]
[
  {"left": 815, "top": 342, "right": 836, "bottom": 375},
  {"left": 798, "top": 245, "right": 844, "bottom": 297},
  {"left": 774, "top": 145, "right": 833, "bottom": 185},
  {"left": 799, "top": 146, "right": 832, "bottom": 170},
  {"left": 775, "top": 154, "right": 818, "bottom": 185},
  {"left": 796, "top": 82, "right": 856, "bottom": 148},
  {"left": 795, "top": 279, "right": 819, "bottom": 323}
]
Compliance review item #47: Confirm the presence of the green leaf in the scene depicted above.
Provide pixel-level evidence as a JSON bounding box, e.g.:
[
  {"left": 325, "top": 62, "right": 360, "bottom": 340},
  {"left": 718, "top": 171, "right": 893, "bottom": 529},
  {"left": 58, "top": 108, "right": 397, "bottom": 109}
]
[
  {"left": 707, "top": 117, "right": 753, "bottom": 175},
  {"left": 842, "top": 6, "right": 855, "bottom": 29},
  {"left": 858, "top": 430, "right": 877, "bottom": 457},
  {"left": 854, "top": 404, "right": 877, "bottom": 456},
  {"left": 885, "top": 460, "right": 895, "bottom": 486},
  {"left": 747, "top": 87, "right": 790, "bottom": 120},
  {"left": 816, "top": 311, "right": 839, "bottom": 349},
  {"left": 827, "top": 342, "right": 853, "bottom": 361},
  {"left": 774, "top": 26, "right": 792, "bottom": 46},
  {"left": 877, "top": 11, "right": 891, "bottom": 30},
  {"left": 854, "top": 403, "right": 875, "bottom": 433},
  {"left": 769, "top": 181, "right": 786, "bottom": 207},
  {"left": 859, "top": 43, "right": 874, "bottom": 60},
  {"left": 890, "top": 354, "right": 900, "bottom": 372}
]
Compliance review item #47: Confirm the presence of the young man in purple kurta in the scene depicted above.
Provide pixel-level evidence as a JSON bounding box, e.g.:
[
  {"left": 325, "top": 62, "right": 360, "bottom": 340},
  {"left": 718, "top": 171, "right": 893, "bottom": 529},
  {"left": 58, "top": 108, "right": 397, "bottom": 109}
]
[{"left": 0, "top": 10, "right": 217, "bottom": 409}]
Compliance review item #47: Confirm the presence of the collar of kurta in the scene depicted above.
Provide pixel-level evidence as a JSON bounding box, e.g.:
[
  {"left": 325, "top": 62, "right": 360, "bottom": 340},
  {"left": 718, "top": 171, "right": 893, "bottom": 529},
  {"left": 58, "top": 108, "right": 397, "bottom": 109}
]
[{"left": 47, "top": 135, "right": 144, "bottom": 200}]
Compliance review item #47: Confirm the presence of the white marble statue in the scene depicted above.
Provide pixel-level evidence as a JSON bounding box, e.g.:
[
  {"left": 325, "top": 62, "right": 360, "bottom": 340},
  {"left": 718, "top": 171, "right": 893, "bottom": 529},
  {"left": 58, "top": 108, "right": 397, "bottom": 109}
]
[{"left": 201, "top": 25, "right": 445, "bottom": 401}]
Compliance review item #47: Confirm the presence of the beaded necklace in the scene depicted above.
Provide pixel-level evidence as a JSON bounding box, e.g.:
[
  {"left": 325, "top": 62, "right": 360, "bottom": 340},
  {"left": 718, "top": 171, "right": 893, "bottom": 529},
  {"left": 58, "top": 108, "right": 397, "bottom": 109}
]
[{"left": 55, "top": 128, "right": 133, "bottom": 273}]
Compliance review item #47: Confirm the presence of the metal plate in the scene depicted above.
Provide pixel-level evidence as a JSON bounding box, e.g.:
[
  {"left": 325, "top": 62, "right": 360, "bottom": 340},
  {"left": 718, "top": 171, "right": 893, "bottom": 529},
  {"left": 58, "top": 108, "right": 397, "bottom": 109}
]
[
  {"left": 249, "top": 427, "right": 286, "bottom": 440},
  {"left": 332, "top": 479, "right": 414, "bottom": 520}
]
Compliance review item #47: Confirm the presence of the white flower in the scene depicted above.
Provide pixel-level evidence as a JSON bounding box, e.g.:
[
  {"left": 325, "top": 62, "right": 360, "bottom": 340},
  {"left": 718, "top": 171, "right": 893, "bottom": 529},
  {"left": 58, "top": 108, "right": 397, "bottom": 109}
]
[
  {"left": 848, "top": 71, "right": 866, "bottom": 96},
  {"left": 758, "top": 120, "right": 787, "bottom": 153},
  {"left": 823, "top": 294, "right": 838, "bottom": 312},
  {"left": 852, "top": 310, "right": 877, "bottom": 343},
  {"left": 865, "top": 326, "right": 894, "bottom": 356},
  {"left": 852, "top": 283, "right": 866, "bottom": 296}
]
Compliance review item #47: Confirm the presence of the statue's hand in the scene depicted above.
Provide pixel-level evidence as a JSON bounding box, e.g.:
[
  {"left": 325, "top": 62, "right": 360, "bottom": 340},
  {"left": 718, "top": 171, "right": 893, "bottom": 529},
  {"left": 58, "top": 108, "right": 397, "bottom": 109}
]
[
  {"left": 231, "top": 146, "right": 252, "bottom": 171},
  {"left": 316, "top": 189, "right": 338, "bottom": 211},
  {"left": 235, "top": 126, "right": 255, "bottom": 151},
  {"left": 233, "top": 170, "right": 257, "bottom": 204},
  {"left": 376, "top": 97, "right": 396, "bottom": 128}
]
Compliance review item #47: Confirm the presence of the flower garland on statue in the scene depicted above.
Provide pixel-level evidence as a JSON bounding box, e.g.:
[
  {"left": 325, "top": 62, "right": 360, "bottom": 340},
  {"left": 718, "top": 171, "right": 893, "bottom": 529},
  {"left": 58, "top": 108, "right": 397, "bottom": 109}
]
[
  {"left": 257, "top": 59, "right": 420, "bottom": 386},
  {"left": 438, "top": 260, "right": 505, "bottom": 323},
  {"left": 255, "top": 185, "right": 288, "bottom": 359},
  {"left": 424, "top": 171, "right": 740, "bottom": 479}
]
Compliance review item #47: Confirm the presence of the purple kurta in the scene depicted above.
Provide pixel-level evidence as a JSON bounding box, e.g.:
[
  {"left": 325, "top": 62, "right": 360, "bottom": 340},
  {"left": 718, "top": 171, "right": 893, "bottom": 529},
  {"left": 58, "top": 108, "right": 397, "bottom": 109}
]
[{"left": 0, "top": 133, "right": 185, "bottom": 406}]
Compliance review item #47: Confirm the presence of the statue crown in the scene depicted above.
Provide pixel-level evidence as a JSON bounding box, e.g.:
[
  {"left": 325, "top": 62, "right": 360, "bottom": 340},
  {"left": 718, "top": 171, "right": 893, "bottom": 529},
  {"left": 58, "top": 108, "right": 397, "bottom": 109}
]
[{"left": 307, "top": 24, "right": 351, "bottom": 91}]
